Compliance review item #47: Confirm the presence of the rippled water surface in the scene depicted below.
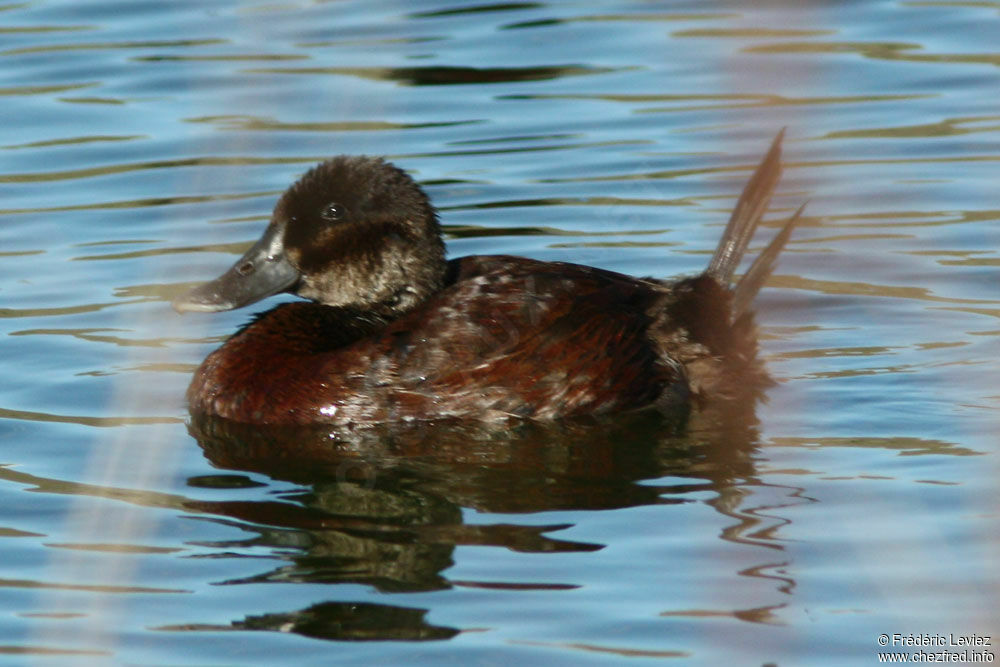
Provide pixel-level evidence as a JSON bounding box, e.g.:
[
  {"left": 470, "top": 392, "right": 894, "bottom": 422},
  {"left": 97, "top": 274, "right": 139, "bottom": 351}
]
[{"left": 3, "top": 1, "right": 999, "bottom": 664}]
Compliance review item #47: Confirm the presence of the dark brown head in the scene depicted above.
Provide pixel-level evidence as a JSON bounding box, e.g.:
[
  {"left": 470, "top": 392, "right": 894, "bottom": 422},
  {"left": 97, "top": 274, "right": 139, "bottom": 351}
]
[{"left": 173, "top": 156, "right": 447, "bottom": 318}]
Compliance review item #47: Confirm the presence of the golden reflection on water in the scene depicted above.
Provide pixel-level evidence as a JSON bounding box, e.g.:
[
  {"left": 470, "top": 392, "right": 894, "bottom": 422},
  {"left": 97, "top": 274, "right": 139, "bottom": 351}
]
[{"left": 747, "top": 39, "right": 1000, "bottom": 67}]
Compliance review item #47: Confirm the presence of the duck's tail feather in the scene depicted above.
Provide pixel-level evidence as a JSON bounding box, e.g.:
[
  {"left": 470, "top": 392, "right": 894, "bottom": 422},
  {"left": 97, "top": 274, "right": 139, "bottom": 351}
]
[
  {"left": 706, "top": 129, "right": 785, "bottom": 286},
  {"left": 731, "top": 202, "right": 805, "bottom": 318}
]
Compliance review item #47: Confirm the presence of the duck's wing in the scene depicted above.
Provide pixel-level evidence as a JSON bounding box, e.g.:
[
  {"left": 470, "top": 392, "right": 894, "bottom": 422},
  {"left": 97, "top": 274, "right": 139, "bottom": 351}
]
[{"left": 379, "top": 256, "right": 684, "bottom": 420}]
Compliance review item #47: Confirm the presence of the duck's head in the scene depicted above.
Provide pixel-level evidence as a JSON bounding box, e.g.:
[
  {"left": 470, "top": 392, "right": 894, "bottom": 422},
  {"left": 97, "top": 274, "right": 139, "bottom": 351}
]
[{"left": 173, "top": 156, "right": 447, "bottom": 318}]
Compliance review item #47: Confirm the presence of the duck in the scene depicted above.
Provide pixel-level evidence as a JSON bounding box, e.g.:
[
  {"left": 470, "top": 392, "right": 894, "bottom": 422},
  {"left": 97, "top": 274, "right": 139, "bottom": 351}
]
[{"left": 173, "top": 132, "right": 801, "bottom": 426}]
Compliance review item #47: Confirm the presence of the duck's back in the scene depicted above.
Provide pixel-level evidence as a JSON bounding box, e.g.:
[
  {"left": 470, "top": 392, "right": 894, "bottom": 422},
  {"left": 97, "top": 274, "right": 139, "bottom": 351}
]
[{"left": 187, "top": 255, "right": 696, "bottom": 425}]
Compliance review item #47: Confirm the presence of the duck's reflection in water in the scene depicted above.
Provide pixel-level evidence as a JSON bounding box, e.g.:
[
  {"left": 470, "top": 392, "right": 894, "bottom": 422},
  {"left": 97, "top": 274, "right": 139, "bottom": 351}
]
[
  {"left": 183, "top": 394, "right": 773, "bottom": 641},
  {"left": 231, "top": 601, "right": 460, "bottom": 641}
]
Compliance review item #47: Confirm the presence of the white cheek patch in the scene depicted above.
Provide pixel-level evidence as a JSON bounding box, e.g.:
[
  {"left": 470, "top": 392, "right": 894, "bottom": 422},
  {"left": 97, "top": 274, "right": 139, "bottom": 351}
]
[{"left": 266, "top": 230, "right": 286, "bottom": 261}]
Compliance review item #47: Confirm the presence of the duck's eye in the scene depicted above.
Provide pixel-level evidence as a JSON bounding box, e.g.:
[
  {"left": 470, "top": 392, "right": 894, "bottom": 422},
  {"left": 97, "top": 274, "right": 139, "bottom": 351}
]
[{"left": 320, "top": 203, "right": 345, "bottom": 222}]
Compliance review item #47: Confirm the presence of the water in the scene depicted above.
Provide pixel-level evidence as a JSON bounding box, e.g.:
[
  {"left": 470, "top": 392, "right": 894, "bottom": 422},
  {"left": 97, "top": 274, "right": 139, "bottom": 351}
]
[{"left": 2, "top": 0, "right": 999, "bottom": 664}]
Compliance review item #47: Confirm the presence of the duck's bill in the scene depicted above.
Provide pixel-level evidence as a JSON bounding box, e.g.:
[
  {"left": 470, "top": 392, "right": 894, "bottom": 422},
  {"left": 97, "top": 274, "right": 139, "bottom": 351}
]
[{"left": 172, "top": 225, "right": 300, "bottom": 313}]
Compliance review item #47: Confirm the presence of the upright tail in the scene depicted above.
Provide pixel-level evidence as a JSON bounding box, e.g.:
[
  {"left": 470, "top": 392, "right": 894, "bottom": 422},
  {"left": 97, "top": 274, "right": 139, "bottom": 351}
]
[
  {"left": 657, "top": 132, "right": 802, "bottom": 404},
  {"left": 705, "top": 130, "right": 802, "bottom": 317}
]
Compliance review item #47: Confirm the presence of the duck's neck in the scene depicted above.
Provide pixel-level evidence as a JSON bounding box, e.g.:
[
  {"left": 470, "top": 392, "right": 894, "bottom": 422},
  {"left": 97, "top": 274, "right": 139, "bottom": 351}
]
[{"left": 238, "top": 301, "right": 394, "bottom": 354}]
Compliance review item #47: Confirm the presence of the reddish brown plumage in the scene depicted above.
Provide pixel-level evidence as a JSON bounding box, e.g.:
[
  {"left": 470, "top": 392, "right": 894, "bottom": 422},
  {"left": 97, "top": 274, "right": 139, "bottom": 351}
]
[
  {"left": 188, "top": 255, "right": 684, "bottom": 424},
  {"left": 176, "top": 133, "right": 798, "bottom": 427}
]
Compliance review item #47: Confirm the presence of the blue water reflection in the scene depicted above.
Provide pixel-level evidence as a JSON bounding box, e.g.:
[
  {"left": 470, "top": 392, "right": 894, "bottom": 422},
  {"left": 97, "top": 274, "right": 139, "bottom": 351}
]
[{"left": 1, "top": 0, "right": 998, "bottom": 663}]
